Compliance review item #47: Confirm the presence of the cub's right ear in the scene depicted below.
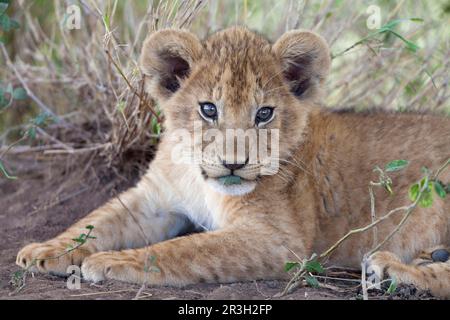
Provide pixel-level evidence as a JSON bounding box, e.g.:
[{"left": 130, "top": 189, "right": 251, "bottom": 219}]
[
  {"left": 140, "top": 29, "right": 203, "bottom": 102},
  {"left": 273, "top": 30, "right": 331, "bottom": 100}
]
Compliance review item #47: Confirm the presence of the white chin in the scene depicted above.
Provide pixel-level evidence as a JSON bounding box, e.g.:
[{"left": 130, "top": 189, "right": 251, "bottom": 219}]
[{"left": 207, "top": 178, "right": 257, "bottom": 196}]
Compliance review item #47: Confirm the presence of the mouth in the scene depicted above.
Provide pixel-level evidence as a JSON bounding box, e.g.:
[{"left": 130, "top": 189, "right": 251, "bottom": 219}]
[
  {"left": 217, "top": 174, "right": 242, "bottom": 186},
  {"left": 200, "top": 166, "right": 259, "bottom": 196},
  {"left": 205, "top": 174, "right": 257, "bottom": 196}
]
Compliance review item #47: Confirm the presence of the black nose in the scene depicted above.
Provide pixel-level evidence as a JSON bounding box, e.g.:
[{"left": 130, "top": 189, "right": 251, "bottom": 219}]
[{"left": 222, "top": 161, "right": 246, "bottom": 171}]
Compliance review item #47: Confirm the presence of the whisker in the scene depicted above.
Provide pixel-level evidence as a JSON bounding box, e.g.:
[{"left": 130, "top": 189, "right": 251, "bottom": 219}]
[
  {"left": 273, "top": 157, "right": 313, "bottom": 178},
  {"left": 261, "top": 65, "right": 289, "bottom": 91}
]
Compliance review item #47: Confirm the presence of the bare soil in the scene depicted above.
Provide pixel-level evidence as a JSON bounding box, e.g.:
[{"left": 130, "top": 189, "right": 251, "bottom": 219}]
[{"left": 0, "top": 155, "right": 433, "bottom": 300}]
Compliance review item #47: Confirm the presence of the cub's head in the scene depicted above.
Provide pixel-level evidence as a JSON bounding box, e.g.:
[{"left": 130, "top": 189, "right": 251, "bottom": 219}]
[{"left": 140, "top": 27, "right": 330, "bottom": 196}]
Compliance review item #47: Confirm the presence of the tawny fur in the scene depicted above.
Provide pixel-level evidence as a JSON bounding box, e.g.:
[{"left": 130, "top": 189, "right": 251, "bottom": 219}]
[{"left": 17, "top": 27, "right": 450, "bottom": 297}]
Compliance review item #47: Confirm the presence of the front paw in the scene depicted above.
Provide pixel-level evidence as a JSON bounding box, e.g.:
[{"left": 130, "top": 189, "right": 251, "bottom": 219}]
[
  {"left": 81, "top": 252, "right": 145, "bottom": 284},
  {"left": 16, "top": 241, "right": 90, "bottom": 275}
]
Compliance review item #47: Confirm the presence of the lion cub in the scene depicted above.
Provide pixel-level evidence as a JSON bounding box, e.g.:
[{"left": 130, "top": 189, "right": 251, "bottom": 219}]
[{"left": 17, "top": 27, "right": 450, "bottom": 297}]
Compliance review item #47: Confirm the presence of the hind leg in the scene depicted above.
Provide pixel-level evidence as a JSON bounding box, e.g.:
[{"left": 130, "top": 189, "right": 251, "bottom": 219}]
[{"left": 367, "top": 247, "right": 450, "bottom": 298}]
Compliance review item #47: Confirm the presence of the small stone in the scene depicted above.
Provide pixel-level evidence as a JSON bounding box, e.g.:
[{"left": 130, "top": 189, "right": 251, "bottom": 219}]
[{"left": 431, "top": 249, "right": 449, "bottom": 262}]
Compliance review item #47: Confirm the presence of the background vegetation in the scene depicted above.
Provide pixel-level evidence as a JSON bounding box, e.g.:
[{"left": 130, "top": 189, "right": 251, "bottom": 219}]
[{"left": 0, "top": 0, "right": 449, "bottom": 181}]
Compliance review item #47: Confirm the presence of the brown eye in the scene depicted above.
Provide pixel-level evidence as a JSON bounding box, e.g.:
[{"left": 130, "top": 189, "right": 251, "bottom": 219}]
[
  {"left": 255, "top": 107, "right": 274, "bottom": 125},
  {"left": 199, "top": 102, "right": 218, "bottom": 121}
]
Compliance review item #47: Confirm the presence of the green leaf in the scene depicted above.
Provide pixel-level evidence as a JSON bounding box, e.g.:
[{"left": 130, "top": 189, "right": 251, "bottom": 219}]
[
  {"left": 9, "top": 18, "right": 19, "bottom": 29},
  {"left": 381, "top": 18, "right": 423, "bottom": 31},
  {"left": 380, "top": 20, "right": 402, "bottom": 31},
  {"left": 116, "top": 100, "right": 125, "bottom": 113},
  {"left": 0, "top": 14, "right": 19, "bottom": 32},
  {"left": 305, "top": 274, "right": 319, "bottom": 288},
  {"left": 12, "top": 87, "right": 27, "bottom": 100},
  {"left": 0, "top": 3, "right": 8, "bottom": 15},
  {"left": 151, "top": 116, "right": 161, "bottom": 136},
  {"left": 386, "top": 277, "right": 397, "bottom": 295},
  {"left": 284, "top": 261, "right": 300, "bottom": 272},
  {"left": 385, "top": 160, "right": 409, "bottom": 172},
  {"left": 304, "top": 260, "right": 325, "bottom": 274},
  {"left": 388, "top": 30, "right": 420, "bottom": 52},
  {"left": 409, "top": 183, "right": 419, "bottom": 202},
  {"left": 146, "top": 256, "right": 161, "bottom": 273},
  {"left": 32, "top": 112, "right": 54, "bottom": 126},
  {"left": 13, "top": 270, "right": 23, "bottom": 279},
  {"left": 219, "top": 175, "right": 242, "bottom": 186},
  {"left": 419, "top": 176, "right": 430, "bottom": 190},
  {"left": 27, "top": 126, "right": 36, "bottom": 140},
  {"left": 434, "top": 181, "right": 446, "bottom": 199},
  {"left": 72, "top": 234, "right": 87, "bottom": 243},
  {"left": 85, "top": 225, "right": 95, "bottom": 230},
  {"left": 0, "top": 160, "right": 17, "bottom": 179},
  {"left": 103, "top": 13, "right": 110, "bottom": 30},
  {"left": 72, "top": 238, "right": 84, "bottom": 243},
  {"left": 419, "top": 189, "right": 433, "bottom": 208}
]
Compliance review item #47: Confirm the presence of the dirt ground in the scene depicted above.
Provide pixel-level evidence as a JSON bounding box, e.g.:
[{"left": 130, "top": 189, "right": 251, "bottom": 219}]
[{"left": 0, "top": 155, "right": 433, "bottom": 300}]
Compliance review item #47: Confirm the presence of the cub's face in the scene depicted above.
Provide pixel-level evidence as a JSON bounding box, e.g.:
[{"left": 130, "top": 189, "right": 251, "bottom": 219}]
[{"left": 141, "top": 27, "right": 330, "bottom": 196}]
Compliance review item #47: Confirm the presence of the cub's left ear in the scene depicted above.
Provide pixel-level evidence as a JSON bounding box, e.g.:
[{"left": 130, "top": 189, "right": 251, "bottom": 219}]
[{"left": 273, "top": 30, "right": 331, "bottom": 99}]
